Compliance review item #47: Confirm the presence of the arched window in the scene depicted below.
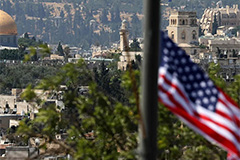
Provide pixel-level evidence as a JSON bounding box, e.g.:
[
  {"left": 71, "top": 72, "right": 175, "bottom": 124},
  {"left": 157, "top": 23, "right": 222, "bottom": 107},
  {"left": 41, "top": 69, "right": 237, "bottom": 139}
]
[
  {"left": 191, "top": 19, "right": 194, "bottom": 25},
  {"left": 192, "top": 30, "right": 197, "bottom": 40},
  {"left": 171, "top": 31, "right": 174, "bottom": 39},
  {"left": 181, "top": 31, "right": 185, "bottom": 40},
  {"left": 182, "top": 20, "right": 185, "bottom": 25}
]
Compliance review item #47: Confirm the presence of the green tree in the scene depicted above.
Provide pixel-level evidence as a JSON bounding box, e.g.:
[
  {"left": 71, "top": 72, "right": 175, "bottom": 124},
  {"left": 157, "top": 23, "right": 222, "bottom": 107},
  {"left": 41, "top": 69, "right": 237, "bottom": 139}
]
[
  {"left": 63, "top": 46, "right": 71, "bottom": 62},
  {"left": 0, "top": 49, "right": 25, "bottom": 60},
  {"left": 18, "top": 60, "right": 138, "bottom": 159},
  {"left": 0, "top": 63, "right": 58, "bottom": 94},
  {"left": 227, "top": 74, "right": 240, "bottom": 106},
  {"left": 57, "top": 42, "right": 64, "bottom": 56},
  {"left": 130, "top": 39, "right": 142, "bottom": 51},
  {"left": 14, "top": 57, "right": 230, "bottom": 159},
  {"left": 18, "top": 37, "right": 43, "bottom": 48},
  {"left": 24, "top": 32, "right": 29, "bottom": 39},
  {"left": 60, "top": 10, "right": 65, "bottom": 18},
  {"left": 208, "top": 62, "right": 226, "bottom": 90},
  {"left": 212, "top": 14, "right": 218, "bottom": 35}
]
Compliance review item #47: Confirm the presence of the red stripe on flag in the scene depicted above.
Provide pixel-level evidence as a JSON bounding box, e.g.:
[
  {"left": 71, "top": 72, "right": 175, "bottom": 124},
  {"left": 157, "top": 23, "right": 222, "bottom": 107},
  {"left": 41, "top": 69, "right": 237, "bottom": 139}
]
[
  {"left": 197, "top": 113, "right": 240, "bottom": 144},
  {"left": 162, "top": 102, "right": 240, "bottom": 157},
  {"left": 159, "top": 74, "right": 191, "bottom": 105},
  {"left": 159, "top": 31, "right": 240, "bottom": 158},
  {"left": 218, "top": 88, "right": 239, "bottom": 109},
  {"left": 218, "top": 99, "right": 240, "bottom": 129},
  {"left": 158, "top": 85, "right": 187, "bottom": 112}
]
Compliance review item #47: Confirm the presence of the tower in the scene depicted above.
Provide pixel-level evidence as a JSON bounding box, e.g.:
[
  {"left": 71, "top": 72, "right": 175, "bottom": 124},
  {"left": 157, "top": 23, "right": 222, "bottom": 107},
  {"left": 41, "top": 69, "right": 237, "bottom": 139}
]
[
  {"left": 167, "top": 11, "right": 199, "bottom": 45},
  {"left": 119, "top": 20, "right": 129, "bottom": 51},
  {"left": 167, "top": 11, "right": 199, "bottom": 57}
]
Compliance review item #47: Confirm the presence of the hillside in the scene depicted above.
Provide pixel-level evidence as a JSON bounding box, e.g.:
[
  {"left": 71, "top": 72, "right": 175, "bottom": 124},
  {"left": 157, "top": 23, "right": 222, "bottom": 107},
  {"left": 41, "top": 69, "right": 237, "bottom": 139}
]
[
  {"left": 0, "top": 0, "right": 143, "bottom": 48},
  {"left": 1, "top": 0, "right": 240, "bottom": 48}
]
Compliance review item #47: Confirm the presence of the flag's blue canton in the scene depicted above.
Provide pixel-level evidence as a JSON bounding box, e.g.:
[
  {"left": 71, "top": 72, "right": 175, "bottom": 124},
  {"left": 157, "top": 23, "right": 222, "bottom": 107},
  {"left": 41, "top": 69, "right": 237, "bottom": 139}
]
[{"left": 160, "top": 32, "right": 218, "bottom": 111}]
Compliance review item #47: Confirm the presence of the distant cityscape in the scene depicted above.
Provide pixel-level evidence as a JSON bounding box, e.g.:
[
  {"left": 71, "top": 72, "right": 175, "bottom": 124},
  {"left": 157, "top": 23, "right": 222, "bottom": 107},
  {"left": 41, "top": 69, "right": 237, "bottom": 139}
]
[{"left": 0, "top": 1, "right": 239, "bottom": 159}]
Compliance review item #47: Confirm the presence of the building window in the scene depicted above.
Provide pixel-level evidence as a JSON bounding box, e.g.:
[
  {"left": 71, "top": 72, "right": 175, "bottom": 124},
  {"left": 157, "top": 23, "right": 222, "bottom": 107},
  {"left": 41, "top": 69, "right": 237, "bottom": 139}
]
[
  {"left": 181, "top": 31, "right": 185, "bottom": 40},
  {"left": 171, "top": 31, "right": 174, "bottom": 39},
  {"left": 182, "top": 20, "right": 185, "bottom": 25},
  {"left": 192, "top": 19, "right": 196, "bottom": 25},
  {"left": 172, "top": 19, "right": 176, "bottom": 25},
  {"left": 192, "top": 30, "right": 197, "bottom": 40}
]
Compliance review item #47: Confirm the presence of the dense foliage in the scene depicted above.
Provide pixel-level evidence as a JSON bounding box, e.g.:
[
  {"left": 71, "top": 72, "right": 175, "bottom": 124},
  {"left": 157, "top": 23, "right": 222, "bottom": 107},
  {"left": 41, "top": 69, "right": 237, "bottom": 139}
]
[
  {"left": 0, "top": 49, "right": 25, "bottom": 60},
  {"left": 0, "top": 63, "right": 58, "bottom": 94},
  {"left": 13, "top": 57, "right": 240, "bottom": 159},
  {"left": 18, "top": 37, "right": 44, "bottom": 48}
]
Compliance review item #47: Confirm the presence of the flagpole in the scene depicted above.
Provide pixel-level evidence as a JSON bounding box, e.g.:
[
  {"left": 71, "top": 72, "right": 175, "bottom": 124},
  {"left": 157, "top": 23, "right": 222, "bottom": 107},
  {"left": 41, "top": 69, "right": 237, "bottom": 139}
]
[{"left": 139, "top": 0, "right": 160, "bottom": 159}]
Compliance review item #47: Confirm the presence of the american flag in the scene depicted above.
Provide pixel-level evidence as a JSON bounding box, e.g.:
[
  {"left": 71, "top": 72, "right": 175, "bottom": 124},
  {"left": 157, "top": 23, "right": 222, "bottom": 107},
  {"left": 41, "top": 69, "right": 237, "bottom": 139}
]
[{"left": 158, "top": 31, "right": 240, "bottom": 159}]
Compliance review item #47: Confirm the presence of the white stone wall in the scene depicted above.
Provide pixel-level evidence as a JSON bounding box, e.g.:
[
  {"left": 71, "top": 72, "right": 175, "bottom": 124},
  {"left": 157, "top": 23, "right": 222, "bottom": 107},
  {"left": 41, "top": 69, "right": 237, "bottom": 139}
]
[
  {"left": 0, "top": 95, "right": 32, "bottom": 114},
  {"left": 118, "top": 51, "right": 143, "bottom": 70}
]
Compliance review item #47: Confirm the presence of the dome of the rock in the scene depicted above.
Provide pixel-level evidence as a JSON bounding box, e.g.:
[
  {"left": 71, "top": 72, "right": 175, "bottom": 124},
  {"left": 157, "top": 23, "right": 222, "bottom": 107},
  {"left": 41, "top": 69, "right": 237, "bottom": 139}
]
[
  {"left": 0, "top": 10, "right": 17, "bottom": 35},
  {"left": 0, "top": 10, "right": 18, "bottom": 48}
]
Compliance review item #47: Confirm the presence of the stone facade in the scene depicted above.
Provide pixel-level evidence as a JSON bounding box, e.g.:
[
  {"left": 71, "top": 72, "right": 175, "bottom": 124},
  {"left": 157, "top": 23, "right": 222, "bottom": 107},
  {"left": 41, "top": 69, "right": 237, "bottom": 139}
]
[
  {"left": 118, "top": 51, "right": 143, "bottom": 70},
  {"left": 167, "top": 11, "right": 199, "bottom": 44},
  {"left": 208, "top": 38, "right": 240, "bottom": 65},
  {"left": 200, "top": 5, "right": 240, "bottom": 35},
  {"left": 118, "top": 20, "right": 143, "bottom": 70},
  {"left": 0, "top": 95, "right": 30, "bottom": 114},
  {"left": 0, "top": 114, "right": 24, "bottom": 129},
  {"left": 5, "top": 146, "right": 38, "bottom": 160},
  {"left": 167, "top": 11, "right": 199, "bottom": 55}
]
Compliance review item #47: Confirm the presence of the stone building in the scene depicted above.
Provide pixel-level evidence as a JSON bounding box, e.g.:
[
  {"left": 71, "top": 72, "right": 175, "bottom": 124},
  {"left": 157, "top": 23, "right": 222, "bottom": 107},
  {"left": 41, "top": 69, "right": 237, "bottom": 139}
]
[
  {"left": 167, "top": 11, "right": 199, "bottom": 56},
  {"left": 118, "top": 20, "right": 143, "bottom": 70},
  {"left": 118, "top": 51, "right": 143, "bottom": 70},
  {"left": 0, "top": 89, "right": 32, "bottom": 115},
  {"left": 0, "top": 10, "right": 18, "bottom": 49},
  {"left": 208, "top": 38, "right": 240, "bottom": 65},
  {"left": 119, "top": 20, "right": 129, "bottom": 52},
  {"left": 198, "top": 35, "right": 240, "bottom": 81},
  {"left": 200, "top": 4, "right": 240, "bottom": 35}
]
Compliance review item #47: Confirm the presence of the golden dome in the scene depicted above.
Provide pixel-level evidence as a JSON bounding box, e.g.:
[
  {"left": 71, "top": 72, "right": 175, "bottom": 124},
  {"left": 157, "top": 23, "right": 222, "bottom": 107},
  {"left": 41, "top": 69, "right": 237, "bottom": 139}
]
[{"left": 0, "top": 10, "right": 17, "bottom": 35}]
